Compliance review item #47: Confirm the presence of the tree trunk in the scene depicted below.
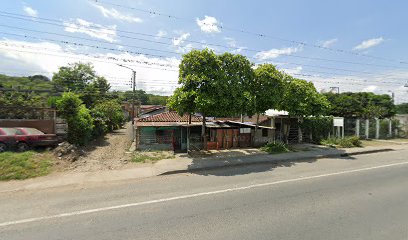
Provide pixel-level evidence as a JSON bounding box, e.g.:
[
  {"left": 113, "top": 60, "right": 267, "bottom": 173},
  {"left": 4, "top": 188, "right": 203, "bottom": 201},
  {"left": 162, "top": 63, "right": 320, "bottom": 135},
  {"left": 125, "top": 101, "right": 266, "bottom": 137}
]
[
  {"left": 201, "top": 114, "right": 207, "bottom": 150},
  {"left": 285, "top": 115, "right": 291, "bottom": 144},
  {"left": 253, "top": 113, "right": 260, "bottom": 147}
]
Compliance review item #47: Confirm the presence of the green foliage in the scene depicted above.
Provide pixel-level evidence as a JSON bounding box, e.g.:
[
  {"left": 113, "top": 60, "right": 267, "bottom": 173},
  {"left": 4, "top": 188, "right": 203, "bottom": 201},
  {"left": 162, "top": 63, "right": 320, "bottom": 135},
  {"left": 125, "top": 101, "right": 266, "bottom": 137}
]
[
  {"left": 396, "top": 103, "right": 408, "bottom": 114},
  {"left": 56, "top": 92, "right": 83, "bottom": 119},
  {"left": 0, "top": 151, "right": 52, "bottom": 180},
  {"left": 66, "top": 105, "right": 94, "bottom": 146},
  {"left": 324, "top": 92, "right": 396, "bottom": 118},
  {"left": 301, "top": 116, "right": 333, "bottom": 143},
  {"left": 261, "top": 141, "right": 290, "bottom": 154},
  {"left": 280, "top": 78, "right": 330, "bottom": 117},
  {"left": 90, "top": 109, "right": 108, "bottom": 138},
  {"left": 52, "top": 62, "right": 97, "bottom": 92},
  {"left": 251, "top": 64, "right": 285, "bottom": 116},
  {"left": 57, "top": 93, "right": 94, "bottom": 145},
  {"left": 321, "top": 136, "right": 362, "bottom": 148},
  {"left": 93, "top": 100, "right": 125, "bottom": 131}
]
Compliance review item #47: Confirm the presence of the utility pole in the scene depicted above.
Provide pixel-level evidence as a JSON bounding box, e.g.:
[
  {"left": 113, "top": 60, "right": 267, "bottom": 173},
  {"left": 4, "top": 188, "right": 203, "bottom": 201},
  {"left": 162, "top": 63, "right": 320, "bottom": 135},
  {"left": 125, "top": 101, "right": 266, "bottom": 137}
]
[{"left": 117, "top": 64, "right": 137, "bottom": 143}]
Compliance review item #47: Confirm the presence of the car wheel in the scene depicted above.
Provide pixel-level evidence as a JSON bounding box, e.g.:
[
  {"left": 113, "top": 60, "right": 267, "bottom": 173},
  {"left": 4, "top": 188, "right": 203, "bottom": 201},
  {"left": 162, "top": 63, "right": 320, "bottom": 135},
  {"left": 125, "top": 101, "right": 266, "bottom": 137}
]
[
  {"left": 0, "top": 143, "right": 6, "bottom": 153},
  {"left": 17, "top": 142, "right": 30, "bottom": 152}
]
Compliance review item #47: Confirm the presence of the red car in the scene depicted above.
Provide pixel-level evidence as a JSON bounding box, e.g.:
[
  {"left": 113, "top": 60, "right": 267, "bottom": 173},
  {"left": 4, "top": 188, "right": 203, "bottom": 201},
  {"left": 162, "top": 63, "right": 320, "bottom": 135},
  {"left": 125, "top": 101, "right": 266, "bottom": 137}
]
[
  {"left": 0, "top": 128, "right": 17, "bottom": 152},
  {"left": 14, "top": 128, "right": 58, "bottom": 151}
]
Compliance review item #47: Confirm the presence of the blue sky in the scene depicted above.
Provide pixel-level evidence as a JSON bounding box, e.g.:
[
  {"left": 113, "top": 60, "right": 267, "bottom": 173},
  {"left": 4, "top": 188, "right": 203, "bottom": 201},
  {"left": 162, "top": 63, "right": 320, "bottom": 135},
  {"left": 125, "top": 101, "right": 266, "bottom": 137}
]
[{"left": 1, "top": 0, "right": 407, "bottom": 102}]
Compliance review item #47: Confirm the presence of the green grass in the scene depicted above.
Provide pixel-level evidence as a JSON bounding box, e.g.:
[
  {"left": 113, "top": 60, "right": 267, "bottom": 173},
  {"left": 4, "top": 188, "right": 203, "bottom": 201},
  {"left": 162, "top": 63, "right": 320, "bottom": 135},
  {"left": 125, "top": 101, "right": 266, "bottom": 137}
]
[
  {"left": 261, "top": 142, "right": 291, "bottom": 154},
  {"left": 131, "top": 151, "right": 175, "bottom": 163},
  {"left": 320, "top": 136, "right": 362, "bottom": 148},
  {"left": 0, "top": 151, "right": 53, "bottom": 180}
]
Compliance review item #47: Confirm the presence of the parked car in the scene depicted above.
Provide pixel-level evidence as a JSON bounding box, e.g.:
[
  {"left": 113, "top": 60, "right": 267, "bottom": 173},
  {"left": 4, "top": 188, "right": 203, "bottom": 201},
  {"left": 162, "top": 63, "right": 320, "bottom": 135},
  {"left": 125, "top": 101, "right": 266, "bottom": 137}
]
[
  {"left": 0, "top": 128, "right": 17, "bottom": 152},
  {"left": 14, "top": 128, "right": 58, "bottom": 151}
]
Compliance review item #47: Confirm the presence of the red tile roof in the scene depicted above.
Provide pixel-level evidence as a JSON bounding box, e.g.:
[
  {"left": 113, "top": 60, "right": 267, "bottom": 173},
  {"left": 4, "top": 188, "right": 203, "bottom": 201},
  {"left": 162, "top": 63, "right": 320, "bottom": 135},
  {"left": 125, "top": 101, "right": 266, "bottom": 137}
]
[{"left": 137, "top": 111, "right": 202, "bottom": 123}]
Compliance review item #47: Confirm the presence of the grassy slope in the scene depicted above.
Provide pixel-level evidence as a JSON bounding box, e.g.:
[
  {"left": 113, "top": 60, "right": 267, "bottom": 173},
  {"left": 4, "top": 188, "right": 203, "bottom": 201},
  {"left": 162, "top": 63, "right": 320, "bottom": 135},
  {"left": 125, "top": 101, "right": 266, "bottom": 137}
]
[{"left": 0, "top": 151, "right": 53, "bottom": 180}]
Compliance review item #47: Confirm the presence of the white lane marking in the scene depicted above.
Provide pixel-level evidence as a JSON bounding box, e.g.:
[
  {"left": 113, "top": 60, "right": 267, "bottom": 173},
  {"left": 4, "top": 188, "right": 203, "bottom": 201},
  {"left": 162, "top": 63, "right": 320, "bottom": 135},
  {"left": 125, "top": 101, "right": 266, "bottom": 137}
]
[{"left": 1, "top": 161, "right": 408, "bottom": 228}]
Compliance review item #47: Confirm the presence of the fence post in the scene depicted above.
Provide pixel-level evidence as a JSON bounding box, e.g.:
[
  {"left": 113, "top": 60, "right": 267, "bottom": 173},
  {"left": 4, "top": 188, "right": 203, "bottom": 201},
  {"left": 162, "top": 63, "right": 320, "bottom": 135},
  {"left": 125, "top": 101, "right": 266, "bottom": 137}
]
[
  {"left": 356, "top": 119, "right": 360, "bottom": 137},
  {"left": 375, "top": 118, "right": 380, "bottom": 139},
  {"left": 365, "top": 119, "right": 369, "bottom": 139},
  {"left": 388, "top": 119, "right": 392, "bottom": 138}
]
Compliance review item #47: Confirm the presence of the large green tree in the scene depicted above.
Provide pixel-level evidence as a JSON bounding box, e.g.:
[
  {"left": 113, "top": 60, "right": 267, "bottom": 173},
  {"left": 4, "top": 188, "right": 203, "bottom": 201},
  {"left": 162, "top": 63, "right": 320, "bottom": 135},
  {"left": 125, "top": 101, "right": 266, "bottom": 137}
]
[
  {"left": 324, "top": 92, "right": 395, "bottom": 118},
  {"left": 280, "top": 77, "right": 330, "bottom": 142},
  {"left": 251, "top": 64, "right": 285, "bottom": 122},
  {"left": 396, "top": 103, "right": 408, "bottom": 114},
  {"left": 52, "top": 62, "right": 111, "bottom": 107},
  {"left": 168, "top": 49, "right": 255, "bottom": 145}
]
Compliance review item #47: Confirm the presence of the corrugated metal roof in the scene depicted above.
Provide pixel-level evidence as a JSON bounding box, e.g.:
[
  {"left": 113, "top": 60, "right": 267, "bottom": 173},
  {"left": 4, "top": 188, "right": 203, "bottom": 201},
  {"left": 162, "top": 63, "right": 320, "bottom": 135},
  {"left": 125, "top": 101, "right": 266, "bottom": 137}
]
[{"left": 137, "top": 111, "right": 202, "bottom": 123}]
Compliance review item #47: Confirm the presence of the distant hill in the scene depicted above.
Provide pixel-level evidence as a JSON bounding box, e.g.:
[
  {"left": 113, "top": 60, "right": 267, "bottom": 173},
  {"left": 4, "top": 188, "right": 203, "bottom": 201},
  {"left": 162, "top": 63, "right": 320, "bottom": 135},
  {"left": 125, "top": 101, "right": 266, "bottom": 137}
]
[{"left": 0, "top": 74, "right": 53, "bottom": 90}]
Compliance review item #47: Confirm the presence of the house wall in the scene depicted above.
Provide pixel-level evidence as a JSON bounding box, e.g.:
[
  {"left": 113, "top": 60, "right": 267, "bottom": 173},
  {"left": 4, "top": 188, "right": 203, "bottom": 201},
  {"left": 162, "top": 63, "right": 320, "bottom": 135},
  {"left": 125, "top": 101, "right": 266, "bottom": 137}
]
[
  {"left": 138, "top": 126, "right": 178, "bottom": 151},
  {"left": 252, "top": 128, "right": 275, "bottom": 147}
]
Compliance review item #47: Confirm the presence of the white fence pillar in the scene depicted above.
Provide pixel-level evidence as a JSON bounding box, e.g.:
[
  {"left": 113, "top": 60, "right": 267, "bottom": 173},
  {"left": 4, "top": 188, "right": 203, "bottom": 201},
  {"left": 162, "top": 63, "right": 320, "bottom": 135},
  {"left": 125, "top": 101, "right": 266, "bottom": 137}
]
[
  {"left": 388, "top": 119, "right": 392, "bottom": 138},
  {"left": 365, "top": 119, "right": 370, "bottom": 139},
  {"left": 375, "top": 118, "right": 380, "bottom": 139},
  {"left": 356, "top": 119, "right": 360, "bottom": 136}
]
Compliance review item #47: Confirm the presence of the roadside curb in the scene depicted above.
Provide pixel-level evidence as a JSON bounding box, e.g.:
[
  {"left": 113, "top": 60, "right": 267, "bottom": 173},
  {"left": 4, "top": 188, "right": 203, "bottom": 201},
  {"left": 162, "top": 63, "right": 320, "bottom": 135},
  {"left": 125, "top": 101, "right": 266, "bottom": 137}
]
[{"left": 159, "top": 148, "right": 395, "bottom": 176}]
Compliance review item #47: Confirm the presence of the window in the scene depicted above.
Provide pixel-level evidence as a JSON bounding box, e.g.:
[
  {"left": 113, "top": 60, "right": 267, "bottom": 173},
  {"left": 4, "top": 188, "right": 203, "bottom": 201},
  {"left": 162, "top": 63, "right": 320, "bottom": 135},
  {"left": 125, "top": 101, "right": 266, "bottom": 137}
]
[
  {"left": 262, "top": 128, "right": 268, "bottom": 137},
  {"left": 16, "top": 129, "right": 24, "bottom": 135}
]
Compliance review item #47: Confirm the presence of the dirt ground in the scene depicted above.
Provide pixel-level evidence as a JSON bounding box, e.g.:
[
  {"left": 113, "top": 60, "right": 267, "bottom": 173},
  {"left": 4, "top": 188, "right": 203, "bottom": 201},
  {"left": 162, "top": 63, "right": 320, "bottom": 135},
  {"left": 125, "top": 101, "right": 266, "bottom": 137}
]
[{"left": 59, "top": 123, "right": 134, "bottom": 172}]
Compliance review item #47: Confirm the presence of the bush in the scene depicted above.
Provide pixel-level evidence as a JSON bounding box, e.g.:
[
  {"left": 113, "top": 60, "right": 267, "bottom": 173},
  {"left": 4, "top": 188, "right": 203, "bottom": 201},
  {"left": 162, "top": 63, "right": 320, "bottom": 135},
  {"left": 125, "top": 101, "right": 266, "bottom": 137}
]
[
  {"left": 90, "top": 109, "right": 108, "bottom": 138},
  {"left": 57, "top": 93, "right": 94, "bottom": 146},
  {"left": 93, "top": 100, "right": 125, "bottom": 132},
  {"left": 66, "top": 105, "right": 94, "bottom": 146},
  {"left": 301, "top": 116, "right": 333, "bottom": 143},
  {"left": 321, "top": 136, "right": 362, "bottom": 148},
  {"left": 261, "top": 141, "right": 290, "bottom": 154}
]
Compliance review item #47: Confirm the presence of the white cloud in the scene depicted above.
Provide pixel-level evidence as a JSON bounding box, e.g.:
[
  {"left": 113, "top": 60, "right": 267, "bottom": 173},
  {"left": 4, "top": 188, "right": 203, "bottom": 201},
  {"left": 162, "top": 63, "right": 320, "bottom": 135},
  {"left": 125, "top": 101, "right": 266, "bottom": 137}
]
[
  {"left": 156, "top": 30, "right": 167, "bottom": 39},
  {"left": 23, "top": 6, "right": 38, "bottom": 17},
  {"left": 282, "top": 66, "right": 303, "bottom": 75},
  {"left": 354, "top": 37, "right": 384, "bottom": 50},
  {"left": 0, "top": 39, "right": 180, "bottom": 95},
  {"left": 196, "top": 16, "right": 221, "bottom": 33},
  {"left": 254, "top": 47, "right": 301, "bottom": 60},
  {"left": 362, "top": 85, "right": 378, "bottom": 92},
  {"left": 172, "top": 33, "right": 190, "bottom": 46},
  {"left": 92, "top": 4, "right": 142, "bottom": 23},
  {"left": 63, "top": 18, "right": 117, "bottom": 42},
  {"left": 224, "top": 37, "right": 246, "bottom": 53},
  {"left": 320, "top": 38, "right": 338, "bottom": 48}
]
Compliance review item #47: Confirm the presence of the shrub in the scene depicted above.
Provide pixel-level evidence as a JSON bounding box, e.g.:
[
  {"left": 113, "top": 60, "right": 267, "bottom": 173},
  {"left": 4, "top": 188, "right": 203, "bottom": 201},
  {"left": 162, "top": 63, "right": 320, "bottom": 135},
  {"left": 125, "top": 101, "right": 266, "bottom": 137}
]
[
  {"left": 66, "top": 105, "right": 94, "bottom": 146},
  {"left": 261, "top": 141, "right": 290, "bottom": 154},
  {"left": 57, "top": 93, "right": 95, "bottom": 146},
  {"left": 90, "top": 109, "right": 108, "bottom": 138},
  {"left": 320, "top": 136, "right": 362, "bottom": 148},
  {"left": 56, "top": 92, "right": 82, "bottom": 119},
  {"left": 93, "top": 100, "right": 125, "bottom": 132}
]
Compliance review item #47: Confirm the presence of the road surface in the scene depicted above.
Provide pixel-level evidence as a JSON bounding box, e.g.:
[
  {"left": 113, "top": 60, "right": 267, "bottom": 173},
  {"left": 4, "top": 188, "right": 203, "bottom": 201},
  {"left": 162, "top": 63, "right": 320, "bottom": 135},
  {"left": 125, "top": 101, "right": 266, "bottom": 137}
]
[{"left": 1, "top": 148, "right": 408, "bottom": 239}]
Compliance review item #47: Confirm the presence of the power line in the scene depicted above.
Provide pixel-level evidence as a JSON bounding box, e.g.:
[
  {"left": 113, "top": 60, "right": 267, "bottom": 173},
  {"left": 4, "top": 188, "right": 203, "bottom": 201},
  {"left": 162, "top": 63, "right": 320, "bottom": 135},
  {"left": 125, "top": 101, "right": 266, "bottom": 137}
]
[
  {"left": 1, "top": 38, "right": 401, "bottom": 80},
  {"left": 1, "top": 11, "right": 407, "bottom": 69},
  {"left": 91, "top": 0, "right": 408, "bottom": 65},
  {"left": 0, "top": 45, "right": 179, "bottom": 72}
]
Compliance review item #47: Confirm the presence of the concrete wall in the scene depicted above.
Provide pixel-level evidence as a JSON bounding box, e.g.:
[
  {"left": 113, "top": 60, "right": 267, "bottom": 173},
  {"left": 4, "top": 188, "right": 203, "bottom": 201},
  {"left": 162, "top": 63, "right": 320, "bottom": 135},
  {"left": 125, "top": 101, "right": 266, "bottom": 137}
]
[
  {"left": 252, "top": 128, "right": 274, "bottom": 147},
  {"left": 0, "top": 119, "right": 55, "bottom": 134}
]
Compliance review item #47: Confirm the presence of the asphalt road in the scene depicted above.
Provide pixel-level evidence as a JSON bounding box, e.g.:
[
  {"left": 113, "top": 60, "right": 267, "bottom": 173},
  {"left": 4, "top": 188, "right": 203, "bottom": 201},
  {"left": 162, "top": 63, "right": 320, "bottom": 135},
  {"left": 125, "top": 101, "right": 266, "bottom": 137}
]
[{"left": 1, "top": 149, "right": 408, "bottom": 240}]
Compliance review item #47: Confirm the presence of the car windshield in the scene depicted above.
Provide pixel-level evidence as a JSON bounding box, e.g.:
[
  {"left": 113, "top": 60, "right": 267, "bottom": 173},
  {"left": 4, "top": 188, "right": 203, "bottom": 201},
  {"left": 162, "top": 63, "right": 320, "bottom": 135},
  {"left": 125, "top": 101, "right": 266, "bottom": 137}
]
[
  {"left": 22, "top": 128, "right": 45, "bottom": 135},
  {"left": 1, "top": 128, "right": 17, "bottom": 135}
]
